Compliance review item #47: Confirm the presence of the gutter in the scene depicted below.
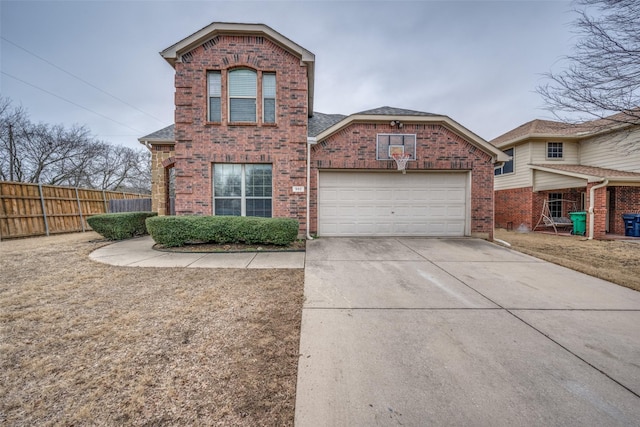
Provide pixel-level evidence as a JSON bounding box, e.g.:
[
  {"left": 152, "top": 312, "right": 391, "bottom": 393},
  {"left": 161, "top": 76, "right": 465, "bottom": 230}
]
[
  {"left": 306, "top": 137, "right": 317, "bottom": 240},
  {"left": 587, "top": 178, "right": 608, "bottom": 240}
]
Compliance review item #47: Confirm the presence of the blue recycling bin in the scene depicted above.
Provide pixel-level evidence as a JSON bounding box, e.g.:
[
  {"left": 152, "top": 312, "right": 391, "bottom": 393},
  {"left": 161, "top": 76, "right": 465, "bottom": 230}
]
[{"left": 622, "top": 214, "right": 640, "bottom": 237}]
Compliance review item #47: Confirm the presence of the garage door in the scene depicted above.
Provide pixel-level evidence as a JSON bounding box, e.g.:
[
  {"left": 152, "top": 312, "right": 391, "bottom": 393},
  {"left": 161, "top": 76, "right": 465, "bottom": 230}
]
[{"left": 318, "top": 171, "right": 468, "bottom": 236}]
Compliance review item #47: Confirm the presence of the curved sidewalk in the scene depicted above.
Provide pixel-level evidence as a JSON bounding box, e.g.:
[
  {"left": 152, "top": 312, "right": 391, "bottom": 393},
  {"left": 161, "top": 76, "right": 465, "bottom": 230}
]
[{"left": 89, "top": 236, "right": 305, "bottom": 269}]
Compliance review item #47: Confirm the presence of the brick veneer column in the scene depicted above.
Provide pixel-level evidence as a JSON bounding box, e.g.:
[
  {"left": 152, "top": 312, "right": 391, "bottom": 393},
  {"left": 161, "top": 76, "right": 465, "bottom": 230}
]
[
  {"left": 586, "top": 182, "right": 608, "bottom": 238},
  {"left": 150, "top": 145, "right": 175, "bottom": 216}
]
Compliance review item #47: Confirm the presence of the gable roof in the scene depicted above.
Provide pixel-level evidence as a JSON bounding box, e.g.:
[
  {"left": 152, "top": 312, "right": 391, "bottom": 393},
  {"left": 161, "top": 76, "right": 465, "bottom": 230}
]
[
  {"left": 315, "top": 106, "right": 509, "bottom": 163},
  {"left": 139, "top": 108, "right": 510, "bottom": 164},
  {"left": 160, "top": 22, "right": 316, "bottom": 115},
  {"left": 492, "top": 112, "right": 639, "bottom": 148}
]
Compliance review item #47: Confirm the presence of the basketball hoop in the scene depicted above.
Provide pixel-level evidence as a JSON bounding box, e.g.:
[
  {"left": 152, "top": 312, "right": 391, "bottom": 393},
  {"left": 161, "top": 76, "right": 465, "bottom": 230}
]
[{"left": 391, "top": 153, "right": 411, "bottom": 174}]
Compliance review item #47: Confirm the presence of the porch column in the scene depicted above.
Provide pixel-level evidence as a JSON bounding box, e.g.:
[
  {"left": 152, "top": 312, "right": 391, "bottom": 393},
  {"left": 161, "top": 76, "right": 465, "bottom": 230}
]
[
  {"left": 586, "top": 182, "right": 608, "bottom": 239},
  {"left": 150, "top": 146, "right": 175, "bottom": 216}
]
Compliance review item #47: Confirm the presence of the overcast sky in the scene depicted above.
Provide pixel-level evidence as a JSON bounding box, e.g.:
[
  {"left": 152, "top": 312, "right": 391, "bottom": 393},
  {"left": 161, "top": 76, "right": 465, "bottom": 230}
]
[{"left": 1, "top": 0, "right": 578, "bottom": 151}]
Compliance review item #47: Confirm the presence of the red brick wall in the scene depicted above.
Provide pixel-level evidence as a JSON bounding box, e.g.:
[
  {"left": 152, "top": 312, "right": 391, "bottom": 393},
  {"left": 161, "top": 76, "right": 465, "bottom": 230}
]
[
  {"left": 309, "top": 122, "right": 496, "bottom": 239},
  {"left": 495, "top": 188, "right": 585, "bottom": 232},
  {"left": 495, "top": 187, "right": 534, "bottom": 230},
  {"left": 171, "top": 35, "right": 309, "bottom": 232},
  {"left": 610, "top": 186, "right": 640, "bottom": 235}
]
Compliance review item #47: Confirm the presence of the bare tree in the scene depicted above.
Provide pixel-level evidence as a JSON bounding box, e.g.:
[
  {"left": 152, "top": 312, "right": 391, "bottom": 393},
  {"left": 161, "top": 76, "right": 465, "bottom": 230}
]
[
  {"left": 537, "top": 0, "right": 640, "bottom": 124},
  {"left": 0, "top": 96, "right": 150, "bottom": 193}
]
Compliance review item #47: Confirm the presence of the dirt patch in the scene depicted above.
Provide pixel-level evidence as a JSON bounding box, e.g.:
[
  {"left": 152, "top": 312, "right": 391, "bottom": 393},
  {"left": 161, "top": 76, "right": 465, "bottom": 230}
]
[
  {"left": 0, "top": 232, "right": 304, "bottom": 426},
  {"left": 495, "top": 229, "right": 640, "bottom": 292}
]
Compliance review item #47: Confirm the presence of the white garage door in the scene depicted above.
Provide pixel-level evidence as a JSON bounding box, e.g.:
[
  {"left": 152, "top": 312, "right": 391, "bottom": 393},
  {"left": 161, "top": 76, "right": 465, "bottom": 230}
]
[{"left": 318, "top": 171, "right": 468, "bottom": 237}]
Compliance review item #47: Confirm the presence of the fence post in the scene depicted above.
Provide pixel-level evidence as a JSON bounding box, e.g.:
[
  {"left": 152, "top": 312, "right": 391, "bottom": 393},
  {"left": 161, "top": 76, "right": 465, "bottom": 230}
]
[
  {"left": 76, "top": 187, "right": 85, "bottom": 232},
  {"left": 38, "top": 183, "right": 50, "bottom": 236}
]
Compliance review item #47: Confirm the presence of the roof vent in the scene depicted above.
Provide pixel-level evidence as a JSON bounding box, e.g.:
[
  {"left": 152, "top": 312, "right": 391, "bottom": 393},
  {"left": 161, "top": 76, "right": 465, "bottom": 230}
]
[
  {"left": 181, "top": 52, "right": 193, "bottom": 63},
  {"left": 203, "top": 37, "right": 219, "bottom": 50}
]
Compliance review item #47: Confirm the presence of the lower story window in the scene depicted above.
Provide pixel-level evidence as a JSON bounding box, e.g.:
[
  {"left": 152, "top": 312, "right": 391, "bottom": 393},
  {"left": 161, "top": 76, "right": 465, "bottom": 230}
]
[
  {"left": 213, "top": 163, "right": 272, "bottom": 217},
  {"left": 548, "top": 193, "right": 563, "bottom": 218}
]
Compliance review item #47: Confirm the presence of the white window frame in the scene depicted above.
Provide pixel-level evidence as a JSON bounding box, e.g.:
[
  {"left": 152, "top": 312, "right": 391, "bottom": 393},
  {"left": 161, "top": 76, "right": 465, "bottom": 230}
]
[
  {"left": 228, "top": 68, "right": 257, "bottom": 123},
  {"left": 495, "top": 147, "right": 514, "bottom": 176},
  {"left": 213, "top": 164, "right": 272, "bottom": 217},
  {"left": 546, "top": 142, "right": 564, "bottom": 159},
  {"left": 207, "top": 71, "right": 221, "bottom": 122},
  {"left": 262, "top": 72, "right": 276, "bottom": 123},
  {"left": 548, "top": 193, "right": 563, "bottom": 218}
]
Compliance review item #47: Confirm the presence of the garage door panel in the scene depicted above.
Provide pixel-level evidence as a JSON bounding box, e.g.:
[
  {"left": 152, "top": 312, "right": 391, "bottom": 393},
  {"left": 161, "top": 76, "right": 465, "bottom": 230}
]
[{"left": 319, "top": 172, "right": 468, "bottom": 237}]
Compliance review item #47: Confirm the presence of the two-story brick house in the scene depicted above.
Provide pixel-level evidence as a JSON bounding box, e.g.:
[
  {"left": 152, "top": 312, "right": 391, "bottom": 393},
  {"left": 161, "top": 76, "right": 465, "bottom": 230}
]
[
  {"left": 492, "top": 114, "right": 640, "bottom": 239},
  {"left": 140, "top": 22, "right": 508, "bottom": 239}
]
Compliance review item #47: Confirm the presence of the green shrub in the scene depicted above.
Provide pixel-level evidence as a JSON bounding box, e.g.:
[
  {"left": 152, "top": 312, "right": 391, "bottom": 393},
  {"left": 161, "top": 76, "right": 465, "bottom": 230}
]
[
  {"left": 87, "top": 212, "right": 157, "bottom": 240},
  {"left": 146, "top": 215, "right": 299, "bottom": 247}
]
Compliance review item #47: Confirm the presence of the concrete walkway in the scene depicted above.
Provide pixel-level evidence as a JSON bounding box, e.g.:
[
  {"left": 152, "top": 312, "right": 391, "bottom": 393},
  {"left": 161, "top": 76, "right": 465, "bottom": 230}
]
[
  {"left": 89, "top": 236, "right": 305, "bottom": 269},
  {"left": 295, "top": 237, "right": 640, "bottom": 426}
]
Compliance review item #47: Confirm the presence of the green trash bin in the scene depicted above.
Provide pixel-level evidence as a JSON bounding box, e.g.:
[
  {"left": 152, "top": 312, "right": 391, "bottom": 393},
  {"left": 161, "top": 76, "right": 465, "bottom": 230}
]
[{"left": 569, "top": 211, "right": 587, "bottom": 236}]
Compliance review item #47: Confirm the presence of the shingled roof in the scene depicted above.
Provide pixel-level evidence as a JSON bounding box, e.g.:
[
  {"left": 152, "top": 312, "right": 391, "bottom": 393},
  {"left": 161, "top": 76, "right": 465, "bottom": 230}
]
[
  {"left": 491, "top": 112, "right": 639, "bottom": 148},
  {"left": 530, "top": 164, "right": 640, "bottom": 184},
  {"left": 308, "top": 112, "right": 347, "bottom": 137},
  {"left": 138, "top": 124, "right": 175, "bottom": 143},
  {"left": 354, "top": 106, "right": 438, "bottom": 117}
]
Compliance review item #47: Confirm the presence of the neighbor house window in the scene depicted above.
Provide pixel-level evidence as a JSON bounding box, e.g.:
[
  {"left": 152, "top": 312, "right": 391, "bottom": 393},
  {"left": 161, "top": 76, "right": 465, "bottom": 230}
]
[
  {"left": 208, "top": 71, "right": 221, "bottom": 122},
  {"left": 547, "top": 142, "right": 563, "bottom": 159},
  {"left": 263, "top": 72, "right": 276, "bottom": 123},
  {"left": 228, "top": 69, "right": 257, "bottom": 122},
  {"left": 213, "top": 164, "right": 272, "bottom": 217},
  {"left": 548, "top": 193, "right": 563, "bottom": 218},
  {"left": 494, "top": 147, "right": 514, "bottom": 176}
]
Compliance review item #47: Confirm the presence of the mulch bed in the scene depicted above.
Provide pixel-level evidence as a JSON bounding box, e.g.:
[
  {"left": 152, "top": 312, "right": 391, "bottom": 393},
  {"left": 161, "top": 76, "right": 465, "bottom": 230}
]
[{"left": 153, "top": 240, "right": 307, "bottom": 253}]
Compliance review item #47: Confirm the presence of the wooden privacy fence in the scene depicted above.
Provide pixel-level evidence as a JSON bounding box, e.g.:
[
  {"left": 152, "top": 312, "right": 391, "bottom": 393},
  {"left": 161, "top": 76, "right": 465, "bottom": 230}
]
[
  {"left": 109, "top": 198, "right": 152, "bottom": 213},
  {"left": 0, "top": 181, "right": 149, "bottom": 240}
]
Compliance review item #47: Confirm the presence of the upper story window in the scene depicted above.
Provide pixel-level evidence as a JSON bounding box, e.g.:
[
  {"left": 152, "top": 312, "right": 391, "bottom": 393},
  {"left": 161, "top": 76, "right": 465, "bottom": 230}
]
[
  {"left": 547, "top": 142, "right": 563, "bottom": 159},
  {"left": 228, "top": 69, "right": 257, "bottom": 122},
  {"left": 263, "top": 72, "right": 276, "bottom": 123},
  {"left": 207, "top": 71, "right": 221, "bottom": 122},
  {"left": 494, "top": 147, "right": 514, "bottom": 176}
]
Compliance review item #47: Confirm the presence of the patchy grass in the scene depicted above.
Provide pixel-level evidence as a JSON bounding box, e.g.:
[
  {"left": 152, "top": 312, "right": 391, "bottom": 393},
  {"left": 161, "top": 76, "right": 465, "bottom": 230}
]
[
  {"left": 0, "top": 232, "right": 304, "bottom": 426},
  {"left": 495, "top": 229, "right": 640, "bottom": 292}
]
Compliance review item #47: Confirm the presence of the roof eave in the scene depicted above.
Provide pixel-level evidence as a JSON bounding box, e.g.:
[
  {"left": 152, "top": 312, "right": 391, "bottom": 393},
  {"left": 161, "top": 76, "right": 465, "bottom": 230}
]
[
  {"left": 316, "top": 114, "right": 509, "bottom": 162},
  {"left": 138, "top": 137, "right": 175, "bottom": 146},
  {"left": 493, "top": 134, "right": 581, "bottom": 148},
  {"left": 530, "top": 165, "right": 640, "bottom": 183}
]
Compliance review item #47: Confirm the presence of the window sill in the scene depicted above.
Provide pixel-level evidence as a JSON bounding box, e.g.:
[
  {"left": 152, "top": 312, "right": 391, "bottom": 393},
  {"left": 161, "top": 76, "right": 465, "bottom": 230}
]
[{"left": 228, "top": 122, "right": 258, "bottom": 126}]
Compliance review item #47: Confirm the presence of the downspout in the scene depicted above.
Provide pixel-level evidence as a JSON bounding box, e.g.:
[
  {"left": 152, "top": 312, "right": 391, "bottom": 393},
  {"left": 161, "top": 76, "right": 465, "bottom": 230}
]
[
  {"left": 306, "top": 137, "right": 317, "bottom": 240},
  {"left": 587, "top": 178, "right": 608, "bottom": 240}
]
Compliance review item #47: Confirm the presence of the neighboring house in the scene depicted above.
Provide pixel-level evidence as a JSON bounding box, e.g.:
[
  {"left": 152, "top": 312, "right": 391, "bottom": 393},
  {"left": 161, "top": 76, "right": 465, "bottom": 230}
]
[
  {"left": 491, "top": 114, "right": 640, "bottom": 238},
  {"left": 140, "top": 22, "right": 508, "bottom": 239}
]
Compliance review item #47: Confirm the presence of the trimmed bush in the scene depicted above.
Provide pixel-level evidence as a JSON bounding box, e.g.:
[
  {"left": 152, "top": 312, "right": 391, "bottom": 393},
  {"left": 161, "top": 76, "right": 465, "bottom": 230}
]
[
  {"left": 146, "top": 215, "right": 299, "bottom": 247},
  {"left": 87, "top": 212, "right": 157, "bottom": 240}
]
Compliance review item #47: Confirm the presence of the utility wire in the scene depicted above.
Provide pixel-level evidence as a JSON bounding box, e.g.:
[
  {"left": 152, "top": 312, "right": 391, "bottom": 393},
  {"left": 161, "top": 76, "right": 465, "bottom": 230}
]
[
  {"left": 2, "top": 71, "right": 145, "bottom": 134},
  {"left": 1, "top": 36, "right": 165, "bottom": 124}
]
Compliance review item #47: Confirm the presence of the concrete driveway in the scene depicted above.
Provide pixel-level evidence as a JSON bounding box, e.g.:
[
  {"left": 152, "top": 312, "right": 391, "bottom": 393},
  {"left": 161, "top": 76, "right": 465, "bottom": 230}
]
[{"left": 295, "top": 238, "right": 640, "bottom": 426}]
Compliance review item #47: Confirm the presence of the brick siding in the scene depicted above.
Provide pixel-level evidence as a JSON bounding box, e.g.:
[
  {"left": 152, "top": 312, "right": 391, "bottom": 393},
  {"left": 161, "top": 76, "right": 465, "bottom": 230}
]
[
  {"left": 310, "top": 122, "right": 496, "bottom": 239},
  {"left": 172, "top": 35, "right": 309, "bottom": 233}
]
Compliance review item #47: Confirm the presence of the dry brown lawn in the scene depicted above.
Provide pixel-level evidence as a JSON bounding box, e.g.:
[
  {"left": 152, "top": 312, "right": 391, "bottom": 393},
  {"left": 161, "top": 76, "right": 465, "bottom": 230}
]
[
  {"left": 495, "top": 229, "right": 640, "bottom": 292},
  {"left": 0, "top": 232, "right": 304, "bottom": 426}
]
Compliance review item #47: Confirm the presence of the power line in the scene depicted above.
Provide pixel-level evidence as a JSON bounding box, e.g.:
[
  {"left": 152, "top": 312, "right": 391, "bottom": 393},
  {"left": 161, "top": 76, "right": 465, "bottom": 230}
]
[
  {"left": 1, "top": 36, "right": 165, "bottom": 124},
  {"left": 1, "top": 71, "right": 144, "bottom": 134}
]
